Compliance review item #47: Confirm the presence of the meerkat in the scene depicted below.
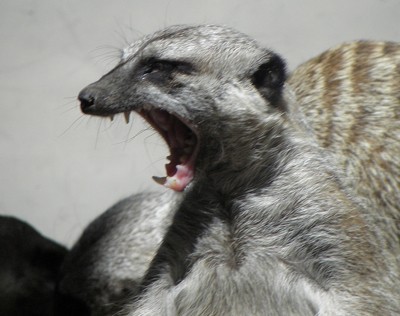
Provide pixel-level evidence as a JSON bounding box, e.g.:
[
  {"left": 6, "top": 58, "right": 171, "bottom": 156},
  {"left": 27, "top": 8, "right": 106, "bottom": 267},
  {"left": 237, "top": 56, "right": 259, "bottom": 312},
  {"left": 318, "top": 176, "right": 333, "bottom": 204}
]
[
  {"left": 60, "top": 25, "right": 400, "bottom": 315},
  {"left": 289, "top": 42, "right": 400, "bottom": 253}
]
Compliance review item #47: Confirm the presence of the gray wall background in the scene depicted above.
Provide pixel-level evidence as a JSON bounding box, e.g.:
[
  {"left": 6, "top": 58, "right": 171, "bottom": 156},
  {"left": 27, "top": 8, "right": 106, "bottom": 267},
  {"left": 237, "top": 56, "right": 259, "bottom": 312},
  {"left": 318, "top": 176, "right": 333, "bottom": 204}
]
[{"left": 1, "top": 0, "right": 399, "bottom": 246}]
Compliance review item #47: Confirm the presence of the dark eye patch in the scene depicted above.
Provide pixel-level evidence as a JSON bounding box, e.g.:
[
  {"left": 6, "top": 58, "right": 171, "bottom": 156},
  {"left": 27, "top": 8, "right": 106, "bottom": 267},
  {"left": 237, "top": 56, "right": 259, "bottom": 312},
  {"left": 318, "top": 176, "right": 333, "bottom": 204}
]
[
  {"left": 144, "top": 60, "right": 175, "bottom": 75},
  {"left": 141, "top": 58, "right": 195, "bottom": 81}
]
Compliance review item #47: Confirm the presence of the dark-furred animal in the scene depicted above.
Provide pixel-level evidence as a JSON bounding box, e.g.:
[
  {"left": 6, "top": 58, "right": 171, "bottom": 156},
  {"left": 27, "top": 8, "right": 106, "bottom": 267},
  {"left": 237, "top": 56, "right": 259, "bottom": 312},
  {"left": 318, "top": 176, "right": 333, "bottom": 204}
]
[{"left": 0, "top": 216, "right": 67, "bottom": 316}]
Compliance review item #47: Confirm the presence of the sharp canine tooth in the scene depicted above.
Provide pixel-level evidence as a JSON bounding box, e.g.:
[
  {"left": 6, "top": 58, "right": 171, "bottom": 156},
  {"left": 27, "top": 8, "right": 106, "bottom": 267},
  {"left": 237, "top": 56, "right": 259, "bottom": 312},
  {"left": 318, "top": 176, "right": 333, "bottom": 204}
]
[
  {"left": 124, "top": 111, "right": 130, "bottom": 124},
  {"left": 152, "top": 176, "right": 167, "bottom": 185}
]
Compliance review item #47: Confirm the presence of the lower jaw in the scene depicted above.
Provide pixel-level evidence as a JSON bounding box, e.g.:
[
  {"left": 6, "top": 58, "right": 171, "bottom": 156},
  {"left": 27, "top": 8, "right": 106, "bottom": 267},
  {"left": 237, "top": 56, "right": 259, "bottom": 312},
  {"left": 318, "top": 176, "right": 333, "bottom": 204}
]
[{"left": 153, "top": 164, "right": 195, "bottom": 192}]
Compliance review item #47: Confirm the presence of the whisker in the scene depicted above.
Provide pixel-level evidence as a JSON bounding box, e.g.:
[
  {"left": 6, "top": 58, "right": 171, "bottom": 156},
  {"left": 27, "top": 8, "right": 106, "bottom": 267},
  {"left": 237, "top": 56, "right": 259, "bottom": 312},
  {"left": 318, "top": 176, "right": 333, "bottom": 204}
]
[
  {"left": 144, "top": 142, "right": 163, "bottom": 172},
  {"left": 95, "top": 119, "right": 103, "bottom": 149},
  {"left": 58, "top": 115, "right": 85, "bottom": 137},
  {"left": 91, "top": 45, "right": 121, "bottom": 67},
  {"left": 113, "top": 21, "right": 131, "bottom": 48},
  {"left": 126, "top": 127, "right": 154, "bottom": 142},
  {"left": 113, "top": 18, "right": 144, "bottom": 47},
  {"left": 143, "top": 132, "right": 165, "bottom": 148},
  {"left": 56, "top": 95, "right": 79, "bottom": 113},
  {"left": 144, "top": 155, "right": 167, "bottom": 172},
  {"left": 61, "top": 104, "right": 80, "bottom": 114},
  {"left": 123, "top": 119, "right": 135, "bottom": 149}
]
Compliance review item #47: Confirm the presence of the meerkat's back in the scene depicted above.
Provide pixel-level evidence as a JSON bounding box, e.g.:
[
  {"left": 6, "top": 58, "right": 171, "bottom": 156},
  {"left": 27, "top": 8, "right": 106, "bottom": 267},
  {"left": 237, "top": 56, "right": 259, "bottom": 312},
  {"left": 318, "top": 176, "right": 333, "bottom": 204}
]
[{"left": 289, "top": 41, "right": 400, "bottom": 248}]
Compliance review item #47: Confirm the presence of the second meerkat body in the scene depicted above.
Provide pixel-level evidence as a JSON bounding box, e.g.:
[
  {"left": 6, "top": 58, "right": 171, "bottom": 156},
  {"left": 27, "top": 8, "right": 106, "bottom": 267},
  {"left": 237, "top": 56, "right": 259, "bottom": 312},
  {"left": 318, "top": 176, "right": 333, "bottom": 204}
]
[
  {"left": 59, "top": 26, "right": 400, "bottom": 315},
  {"left": 290, "top": 42, "right": 400, "bottom": 255}
]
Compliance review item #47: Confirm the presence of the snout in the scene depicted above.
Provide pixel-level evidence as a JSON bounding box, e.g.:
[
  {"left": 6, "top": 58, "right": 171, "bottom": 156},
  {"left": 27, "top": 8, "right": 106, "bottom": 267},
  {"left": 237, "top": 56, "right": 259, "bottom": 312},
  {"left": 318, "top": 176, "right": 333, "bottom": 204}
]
[
  {"left": 78, "top": 85, "right": 105, "bottom": 115},
  {"left": 78, "top": 88, "right": 95, "bottom": 113},
  {"left": 78, "top": 77, "right": 134, "bottom": 117}
]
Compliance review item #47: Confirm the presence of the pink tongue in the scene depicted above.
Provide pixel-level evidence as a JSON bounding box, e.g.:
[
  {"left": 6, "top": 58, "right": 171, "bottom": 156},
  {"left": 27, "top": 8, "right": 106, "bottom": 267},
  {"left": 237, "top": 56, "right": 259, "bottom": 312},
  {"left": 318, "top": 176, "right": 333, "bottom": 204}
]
[
  {"left": 153, "top": 164, "right": 194, "bottom": 192},
  {"left": 149, "top": 110, "right": 195, "bottom": 191},
  {"left": 164, "top": 165, "right": 194, "bottom": 191}
]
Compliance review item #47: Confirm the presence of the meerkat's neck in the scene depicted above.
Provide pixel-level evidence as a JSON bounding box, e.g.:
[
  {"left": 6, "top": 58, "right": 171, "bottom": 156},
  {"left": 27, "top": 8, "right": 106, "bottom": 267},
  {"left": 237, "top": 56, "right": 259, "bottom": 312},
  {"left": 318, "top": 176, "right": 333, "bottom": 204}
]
[{"left": 143, "top": 113, "right": 359, "bottom": 292}]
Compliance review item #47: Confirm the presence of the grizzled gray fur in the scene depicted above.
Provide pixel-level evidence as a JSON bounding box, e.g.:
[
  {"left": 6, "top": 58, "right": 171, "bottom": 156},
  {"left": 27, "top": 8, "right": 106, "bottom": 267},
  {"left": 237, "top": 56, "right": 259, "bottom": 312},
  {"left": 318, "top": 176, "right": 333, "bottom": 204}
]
[{"left": 58, "top": 25, "right": 400, "bottom": 315}]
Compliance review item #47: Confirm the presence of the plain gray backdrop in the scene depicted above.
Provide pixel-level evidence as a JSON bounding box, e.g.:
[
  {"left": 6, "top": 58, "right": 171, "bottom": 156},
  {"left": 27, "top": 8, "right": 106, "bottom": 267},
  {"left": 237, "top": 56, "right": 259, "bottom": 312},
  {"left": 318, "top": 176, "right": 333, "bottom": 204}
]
[{"left": 1, "top": 0, "right": 399, "bottom": 246}]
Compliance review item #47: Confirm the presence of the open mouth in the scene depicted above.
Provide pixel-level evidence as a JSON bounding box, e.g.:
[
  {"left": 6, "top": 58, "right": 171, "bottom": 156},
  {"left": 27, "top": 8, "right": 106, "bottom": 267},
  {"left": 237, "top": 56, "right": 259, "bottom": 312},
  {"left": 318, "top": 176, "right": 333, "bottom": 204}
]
[{"left": 132, "top": 108, "right": 199, "bottom": 192}]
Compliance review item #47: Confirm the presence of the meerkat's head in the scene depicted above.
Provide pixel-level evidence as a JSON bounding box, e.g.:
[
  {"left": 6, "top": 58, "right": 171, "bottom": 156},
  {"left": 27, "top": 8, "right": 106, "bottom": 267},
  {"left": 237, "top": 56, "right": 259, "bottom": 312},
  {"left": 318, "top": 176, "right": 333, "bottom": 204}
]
[{"left": 79, "top": 25, "right": 287, "bottom": 192}]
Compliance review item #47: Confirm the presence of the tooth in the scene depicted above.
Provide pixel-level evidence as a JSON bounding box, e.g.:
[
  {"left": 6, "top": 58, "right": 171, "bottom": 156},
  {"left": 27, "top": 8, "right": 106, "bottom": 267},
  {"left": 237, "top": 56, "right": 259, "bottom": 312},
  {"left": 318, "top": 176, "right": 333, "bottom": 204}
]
[
  {"left": 109, "top": 115, "right": 114, "bottom": 122},
  {"left": 124, "top": 111, "right": 130, "bottom": 124},
  {"left": 152, "top": 176, "right": 167, "bottom": 185}
]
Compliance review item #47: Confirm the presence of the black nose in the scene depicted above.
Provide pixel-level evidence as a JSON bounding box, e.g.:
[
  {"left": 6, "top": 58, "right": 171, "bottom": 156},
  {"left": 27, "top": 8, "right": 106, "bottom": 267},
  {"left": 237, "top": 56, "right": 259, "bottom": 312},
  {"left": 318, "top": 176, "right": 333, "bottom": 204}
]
[{"left": 78, "top": 88, "right": 96, "bottom": 113}]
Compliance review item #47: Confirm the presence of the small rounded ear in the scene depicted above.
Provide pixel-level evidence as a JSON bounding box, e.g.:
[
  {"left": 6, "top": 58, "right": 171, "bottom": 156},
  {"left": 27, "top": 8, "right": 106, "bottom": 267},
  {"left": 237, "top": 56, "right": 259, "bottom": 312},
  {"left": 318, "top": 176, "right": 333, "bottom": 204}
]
[{"left": 251, "top": 53, "right": 287, "bottom": 105}]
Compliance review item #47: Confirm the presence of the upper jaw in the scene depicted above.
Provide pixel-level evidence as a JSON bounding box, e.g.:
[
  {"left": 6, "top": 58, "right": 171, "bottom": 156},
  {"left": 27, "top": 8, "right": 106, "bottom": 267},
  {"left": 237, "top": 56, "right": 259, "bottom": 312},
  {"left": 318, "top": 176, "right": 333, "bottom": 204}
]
[
  {"left": 85, "top": 102, "right": 200, "bottom": 192},
  {"left": 79, "top": 83, "right": 201, "bottom": 192}
]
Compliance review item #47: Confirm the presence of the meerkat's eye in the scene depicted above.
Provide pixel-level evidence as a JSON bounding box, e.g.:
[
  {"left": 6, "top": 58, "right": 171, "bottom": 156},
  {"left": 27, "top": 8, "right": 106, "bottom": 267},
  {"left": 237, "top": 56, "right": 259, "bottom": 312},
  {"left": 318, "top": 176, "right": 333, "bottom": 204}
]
[
  {"left": 141, "top": 59, "right": 195, "bottom": 80},
  {"left": 145, "top": 60, "right": 174, "bottom": 75}
]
